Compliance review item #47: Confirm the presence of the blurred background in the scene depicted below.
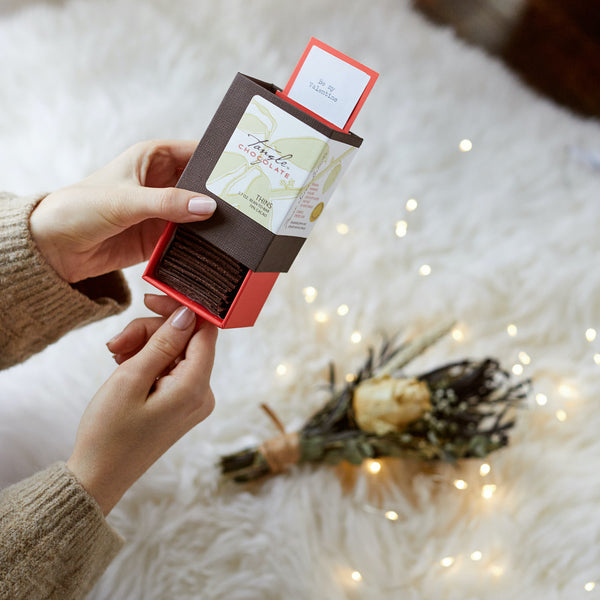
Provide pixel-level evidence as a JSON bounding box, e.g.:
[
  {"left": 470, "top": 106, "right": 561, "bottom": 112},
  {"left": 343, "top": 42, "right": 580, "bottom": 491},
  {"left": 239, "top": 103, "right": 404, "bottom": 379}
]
[{"left": 0, "top": 1, "right": 599, "bottom": 599}]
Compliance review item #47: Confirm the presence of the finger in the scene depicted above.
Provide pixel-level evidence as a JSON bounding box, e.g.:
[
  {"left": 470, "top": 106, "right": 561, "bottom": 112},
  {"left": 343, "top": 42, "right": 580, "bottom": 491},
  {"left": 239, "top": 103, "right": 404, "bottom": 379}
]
[
  {"left": 134, "top": 140, "right": 199, "bottom": 186},
  {"left": 106, "top": 316, "right": 165, "bottom": 354},
  {"left": 106, "top": 184, "right": 217, "bottom": 229},
  {"left": 171, "top": 320, "right": 218, "bottom": 387},
  {"left": 144, "top": 294, "right": 182, "bottom": 318},
  {"left": 151, "top": 320, "right": 218, "bottom": 420},
  {"left": 125, "top": 306, "right": 197, "bottom": 389}
]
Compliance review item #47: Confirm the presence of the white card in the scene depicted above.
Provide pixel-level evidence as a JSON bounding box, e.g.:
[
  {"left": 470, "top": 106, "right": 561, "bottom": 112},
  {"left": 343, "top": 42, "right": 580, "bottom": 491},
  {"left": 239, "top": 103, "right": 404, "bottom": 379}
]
[{"left": 287, "top": 45, "right": 371, "bottom": 129}]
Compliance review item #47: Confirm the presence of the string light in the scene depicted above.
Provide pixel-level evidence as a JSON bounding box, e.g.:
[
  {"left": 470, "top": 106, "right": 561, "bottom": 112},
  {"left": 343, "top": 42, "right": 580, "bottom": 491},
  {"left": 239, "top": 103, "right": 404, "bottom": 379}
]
[
  {"left": 585, "top": 582, "right": 596, "bottom": 592},
  {"left": 558, "top": 384, "right": 575, "bottom": 399},
  {"left": 337, "top": 304, "right": 349, "bottom": 316},
  {"left": 490, "top": 565, "right": 504, "bottom": 577},
  {"left": 482, "top": 484, "right": 496, "bottom": 499},
  {"left": 336, "top": 223, "right": 349, "bottom": 235},
  {"left": 594, "top": 354, "right": 600, "bottom": 365},
  {"left": 303, "top": 286, "right": 317, "bottom": 303},
  {"left": 518, "top": 351, "right": 531, "bottom": 365},
  {"left": 451, "top": 327, "right": 464, "bottom": 341},
  {"left": 470, "top": 551, "right": 482, "bottom": 562},
  {"left": 556, "top": 410, "right": 567, "bottom": 422},
  {"left": 479, "top": 463, "right": 491, "bottom": 476},
  {"left": 440, "top": 557, "right": 454, "bottom": 568},
  {"left": 507, "top": 324, "right": 518, "bottom": 337},
  {"left": 345, "top": 373, "right": 356, "bottom": 383},
  {"left": 314, "top": 311, "right": 328, "bottom": 323},
  {"left": 453, "top": 479, "right": 468, "bottom": 490},
  {"left": 419, "top": 264, "right": 432, "bottom": 276},
  {"left": 459, "top": 139, "right": 473, "bottom": 152},
  {"left": 535, "top": 393, "right": 548, "bottom": 406},
  {"left": 512, "top": 364, "right": 524, "bottom": 376},
  {"left": 351, "top": 331, "right": 362, "bottom": 344},
  {"left": 351, "top": 571, "right": 362, "bottom": 582},
  {"left": 367, "top": 460, "right": 381, "bottom": 474},
  {"left": 395, "top": 220, "right": 407, "bottom": 237},
  {"left": 406, "top": 198, "right": 418, "bottom": 211},
  {"left": 586, "top": 328, "right": 597, "bottom": 342},
  {"left": 276, "top": 364, "right": 287, "bottom": 376},
  {"left": 385, "top": 510, "right": 399, "bottom": 521}
]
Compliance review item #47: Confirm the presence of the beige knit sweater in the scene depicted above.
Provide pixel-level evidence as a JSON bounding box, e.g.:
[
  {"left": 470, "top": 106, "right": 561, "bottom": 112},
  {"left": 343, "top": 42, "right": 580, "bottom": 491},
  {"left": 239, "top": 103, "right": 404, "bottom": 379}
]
[{"left": 0, "top": 192, "right": 131, "bottom": 599}]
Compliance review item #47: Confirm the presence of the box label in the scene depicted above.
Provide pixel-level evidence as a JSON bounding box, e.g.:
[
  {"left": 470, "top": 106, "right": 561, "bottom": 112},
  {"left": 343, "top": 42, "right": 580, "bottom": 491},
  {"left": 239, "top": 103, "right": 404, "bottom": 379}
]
[{"left": 206, "top": 95, "right": 356, "bottom": 238}]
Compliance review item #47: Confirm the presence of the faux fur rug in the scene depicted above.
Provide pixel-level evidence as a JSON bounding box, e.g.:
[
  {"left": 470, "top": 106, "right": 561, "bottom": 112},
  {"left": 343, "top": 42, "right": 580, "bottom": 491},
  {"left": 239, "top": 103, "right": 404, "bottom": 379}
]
[{"left": 1, "top": 1, "right": 600, "bottom": 598}]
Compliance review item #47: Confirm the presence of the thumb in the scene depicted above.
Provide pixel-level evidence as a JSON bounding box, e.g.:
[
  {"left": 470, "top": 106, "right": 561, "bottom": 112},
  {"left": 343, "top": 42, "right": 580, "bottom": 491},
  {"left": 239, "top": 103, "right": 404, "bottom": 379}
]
[
  {"left": 116, "top": 186, "right": 217, "bottom": 227},
  {"left": 127, "top": 306, "right": 197, "bottom": 388}
]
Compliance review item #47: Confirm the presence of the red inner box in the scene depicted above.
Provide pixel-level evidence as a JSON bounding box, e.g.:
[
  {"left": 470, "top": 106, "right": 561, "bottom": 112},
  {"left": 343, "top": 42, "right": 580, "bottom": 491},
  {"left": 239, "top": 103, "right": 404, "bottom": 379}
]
[{"left": 143, "top": 222, "right": 279, "bottom": 328}]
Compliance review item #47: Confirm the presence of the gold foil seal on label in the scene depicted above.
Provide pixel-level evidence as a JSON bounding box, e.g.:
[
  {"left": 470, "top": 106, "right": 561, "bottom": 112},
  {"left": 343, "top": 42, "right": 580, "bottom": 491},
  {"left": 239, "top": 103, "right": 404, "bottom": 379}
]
[{"left": 310, "top": 202, "right": 325, "bottom": 222}]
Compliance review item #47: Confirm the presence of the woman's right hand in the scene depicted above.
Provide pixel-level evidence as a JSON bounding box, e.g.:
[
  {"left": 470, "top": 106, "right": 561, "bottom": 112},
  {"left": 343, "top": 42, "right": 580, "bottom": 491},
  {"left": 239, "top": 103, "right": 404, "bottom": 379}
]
[{"left": 67, "top": 304, "right": 217, "bottom": 516}]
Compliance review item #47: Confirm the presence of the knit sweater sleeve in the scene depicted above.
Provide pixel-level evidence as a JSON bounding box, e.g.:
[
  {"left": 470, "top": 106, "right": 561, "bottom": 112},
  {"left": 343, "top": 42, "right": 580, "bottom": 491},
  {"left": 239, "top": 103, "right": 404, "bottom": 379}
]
[
  {"left": 0, "top": 192, "right": 131, "bottom": 369},
  {"left": 0, "top": 462, "right": 123, "bottom": 599}
]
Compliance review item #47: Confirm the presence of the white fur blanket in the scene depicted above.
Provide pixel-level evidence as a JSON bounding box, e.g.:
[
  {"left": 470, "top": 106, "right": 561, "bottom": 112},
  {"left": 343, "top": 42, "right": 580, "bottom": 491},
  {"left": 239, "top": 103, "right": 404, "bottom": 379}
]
[{"left": 1, "top": 1, "right": 599, "bottom": 598}]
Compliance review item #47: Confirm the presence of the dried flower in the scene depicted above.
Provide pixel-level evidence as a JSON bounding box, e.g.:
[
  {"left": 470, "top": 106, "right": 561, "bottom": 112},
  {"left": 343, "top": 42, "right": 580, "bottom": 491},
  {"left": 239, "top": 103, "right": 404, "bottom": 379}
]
[{"left": 353, "top": 376, "right": 432, "bottom": 435}]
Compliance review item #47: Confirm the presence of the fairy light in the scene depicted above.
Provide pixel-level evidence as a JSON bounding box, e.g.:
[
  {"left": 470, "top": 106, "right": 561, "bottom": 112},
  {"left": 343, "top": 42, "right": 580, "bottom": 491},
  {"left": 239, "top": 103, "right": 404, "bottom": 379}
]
[
  {"left": 345, "top": 373, "right": 356, "bottom": 383},
  {"left": 451, "top": 327, "right": 464, "bottom": 342},
  {"left": 453, "top": 479, "right": 468, "bottom": 490},
  {"left": 507, "top": 324, "right": 518, "bottom": 337},
  {"left": 518, "top": 351, "right": 531, "bottom": 365},
  {"left": 535, "top": 393, "right": 548, "bottom": 406},
  {"left": 480, "top": 463, "right": 491, "bottom": 476},
  {"left": 490, "top": 565, "right": 504, "bottom": 577},
  {"left": 337, "top": 304, "right": 349, "bottom": 316},
  {"left": 351, "top": 571, "right": 362, "bottom": 582},
  {"left": 585, "top": 582, "right": 596, "bottom": 592},
  {"left": 556, "top": 409, "right": 567, "bottom": 422},
  {"left": 395, "top": 220, "right": 408, "bottom": 237},
  {"left": 558, "top": 383, "right": 575, "bottom": 399},
  {"left": 406, "top": 198, "right": 418, "bottom": 211},
  {"left": 314, "top": 311, "right": 328, "bottom": 323},
  {"left": 470, "top": 551, "right": 482, "bottom": 562},
  {"left": 336, "top": 223, "right": 349, "bottom": 235},
  {"left": 594, "top": 354, "right": 600, "bottom": 365},
  {"left": 459, "top": 139, "right": 473, "bottom": 152},
  {"left": 482, "top": 484, "right": 497, "bottom": 499},
  {"left": 367, "top": 460, "right": 381, "bottom": 474},
  {"left": 351, "top": 331, "right": 362, "bottom": 344},
  {"left": 586, "top": 328, "right": 597, "bottom": 342},
  {"left": 419, "top": 264, "right": 432, "bottom": 276},
  {"left": 440, "top": 557, "right": 454, "bottom": 568},
  {"left": 512, "top": 364, "right": 524, "bottom": 376},
  {"left": 276, "top": 364, "right": 288, "bottom": 376},
  {"left": 303, "top": 286, "right": 317, "bottom": 303},
  {"left": 385, "top": 510, "right": 399, "bottom": 521}
]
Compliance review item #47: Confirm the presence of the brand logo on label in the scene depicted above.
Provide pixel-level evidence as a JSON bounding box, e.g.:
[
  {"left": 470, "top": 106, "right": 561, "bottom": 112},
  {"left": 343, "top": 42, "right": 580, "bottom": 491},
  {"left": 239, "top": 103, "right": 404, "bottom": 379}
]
[{"left": 236, "top": 134, "right": 294, "bottom": 177}]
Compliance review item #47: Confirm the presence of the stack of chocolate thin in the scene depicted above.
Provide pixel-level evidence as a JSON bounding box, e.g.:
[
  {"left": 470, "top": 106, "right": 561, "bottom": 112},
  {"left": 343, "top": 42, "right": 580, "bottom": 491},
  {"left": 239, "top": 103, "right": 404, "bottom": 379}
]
[{"left": 155, "top": 227, "right": 248, "bottom": 318}]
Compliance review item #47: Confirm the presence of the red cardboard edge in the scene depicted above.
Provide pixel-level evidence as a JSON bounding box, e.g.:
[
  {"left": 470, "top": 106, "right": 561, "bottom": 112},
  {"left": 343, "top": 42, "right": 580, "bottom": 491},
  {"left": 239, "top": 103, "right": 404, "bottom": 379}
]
[
  {"left": 142, "top": 272, "right": 225, "bottom": 327},
  {"left": 282, "top": 37, "right": 379, "bottom": 133},
  {"left": 143, "top": 221, "right": 279, "bottom": 328}
]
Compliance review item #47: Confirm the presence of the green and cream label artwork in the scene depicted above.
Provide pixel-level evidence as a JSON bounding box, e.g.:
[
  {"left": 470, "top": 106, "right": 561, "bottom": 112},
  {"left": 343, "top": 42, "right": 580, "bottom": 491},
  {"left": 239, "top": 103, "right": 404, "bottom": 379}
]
[{"left": 206, "top": 95, "right": 357, "bottom": 238}]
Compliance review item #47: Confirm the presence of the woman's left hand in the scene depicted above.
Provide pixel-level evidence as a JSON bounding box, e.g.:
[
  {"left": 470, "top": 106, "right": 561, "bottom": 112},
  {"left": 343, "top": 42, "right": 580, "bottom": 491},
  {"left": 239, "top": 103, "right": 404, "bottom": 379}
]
[{"left": 30, "top": 140, "right": 216, "bottom": 283}]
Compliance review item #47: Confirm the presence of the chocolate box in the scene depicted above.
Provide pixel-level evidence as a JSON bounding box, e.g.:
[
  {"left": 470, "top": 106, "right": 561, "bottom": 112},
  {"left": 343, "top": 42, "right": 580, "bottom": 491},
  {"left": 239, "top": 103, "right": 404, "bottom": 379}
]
[{"left": 143, "top": 72, "right": 363, "bottom": 328}]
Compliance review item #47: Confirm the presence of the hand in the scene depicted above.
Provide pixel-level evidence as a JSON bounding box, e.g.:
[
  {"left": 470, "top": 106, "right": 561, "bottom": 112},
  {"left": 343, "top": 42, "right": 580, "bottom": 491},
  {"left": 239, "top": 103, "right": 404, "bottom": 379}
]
[
  {"left": 106, "top": 293, "right": 185, "bottom": 364},
  {"left": 66, "top": 304, "right": 218, "bottom": 516},
  {"left": 30, "top": 140, "right": 216, "bottom": 283}
]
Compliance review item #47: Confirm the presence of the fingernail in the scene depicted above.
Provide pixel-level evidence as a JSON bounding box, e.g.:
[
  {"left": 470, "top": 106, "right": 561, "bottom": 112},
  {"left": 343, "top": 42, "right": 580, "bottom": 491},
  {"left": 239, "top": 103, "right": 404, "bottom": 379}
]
[
  {"left": 188, "top": 197, "right": 216, "bottom": 215},
  {"left": 171, "top": 306, "right": 195, "bottom": 330},
  {"left": 106, "top": 332, "right": 123, "bottom": 347}
]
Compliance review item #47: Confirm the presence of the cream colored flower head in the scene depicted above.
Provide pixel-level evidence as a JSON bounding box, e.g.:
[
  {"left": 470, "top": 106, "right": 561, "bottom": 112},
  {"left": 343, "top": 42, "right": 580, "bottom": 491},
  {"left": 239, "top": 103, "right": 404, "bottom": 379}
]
[{"left": 353, "top": 376, "right": 432, "bottom": 436}]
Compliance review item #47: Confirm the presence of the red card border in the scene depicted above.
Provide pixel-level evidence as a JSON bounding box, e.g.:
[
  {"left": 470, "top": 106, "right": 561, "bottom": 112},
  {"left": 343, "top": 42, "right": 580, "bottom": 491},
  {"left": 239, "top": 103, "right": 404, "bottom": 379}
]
[{"left": 282, "top": 37, "right": 379, "bottom": 133}]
